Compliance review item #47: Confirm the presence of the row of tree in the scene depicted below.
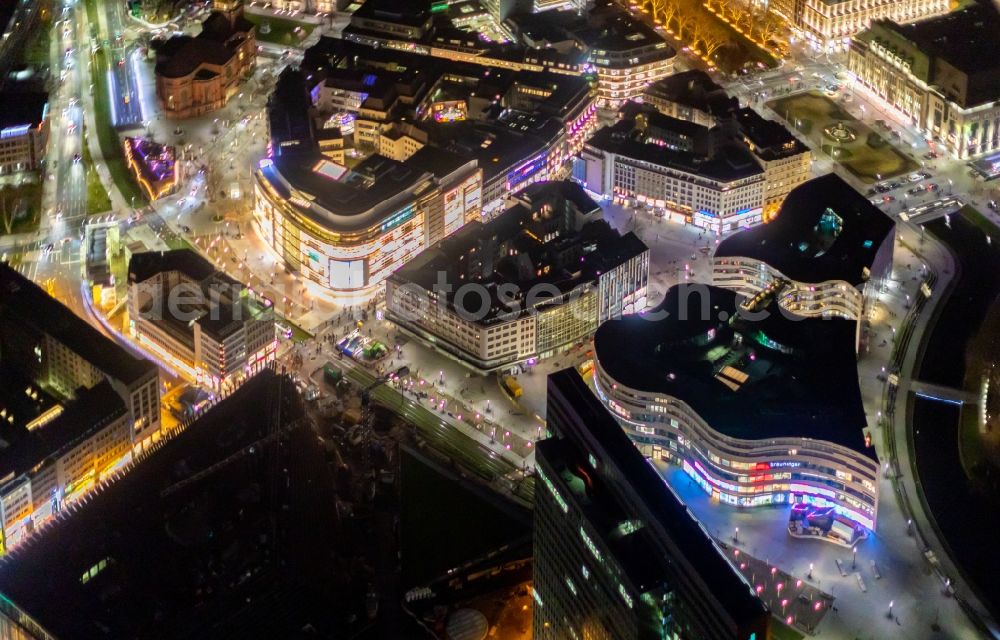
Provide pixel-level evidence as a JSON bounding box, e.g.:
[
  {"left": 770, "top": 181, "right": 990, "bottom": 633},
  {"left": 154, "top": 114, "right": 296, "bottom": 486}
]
[{"left": 642, "top": 0, "right": 785, "bottom": 64}]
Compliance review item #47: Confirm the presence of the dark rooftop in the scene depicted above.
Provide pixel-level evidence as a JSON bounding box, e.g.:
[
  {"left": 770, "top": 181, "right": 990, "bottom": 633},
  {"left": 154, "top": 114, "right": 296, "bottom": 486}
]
[
  {"left": 128, "top": 248, "right": 222, "bottom": 285},
  {"left": 587, "top": 120, "right": 764, "bottom": 183},
  {"left": 543, "top": 368, "right": 770, "bottom": 629},
  {"left": 0, "top": 380, "right": 126, "bottom": 482},
  {"left": 643, "top": 69, "right": 736, "bottom": 118},
  {"left": 0, "top": 372, "right": 344, "bottom": 639},
  {"left": 392, "top": 181, "right": 646, "bottom": 322},
  {"left": 351, "top": 0, "right": 432, "bottom": 27},
  {"left": 128, "top": 250, "right": 270, "bottom": 342},
  {"left": 0, "top": 91, "right": 47, "bottom": 130},
  {"left": 0, "top": 264, "right": 156, "bottom": 385},
  {"left": 873, "top": 0, "right": 1000, "bottom": 106},
  {"left": 714, "top": 173, "right": 894, "bottom": 285},
  {"left": 262, "top": 151, "right": 434, "bottom": 229},
  {"left": 594, "top": 285, "right": 874, "bottom": 457},
  {"left": 154, "top": 10, "right": 253, "bottom": 79},
  {"left": 733, "top": 107, "right": 808, "bottom": 160}
]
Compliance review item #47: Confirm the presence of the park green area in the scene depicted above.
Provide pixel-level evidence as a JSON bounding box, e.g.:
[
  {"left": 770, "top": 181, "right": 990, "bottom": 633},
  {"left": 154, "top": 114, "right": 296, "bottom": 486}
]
[
  {"left": 767, "top": 91, "right": 918, "bottom": 183},
  {"left": 244, "top": 13, "right": 315, "bottom": 45},
  {"left": 0, "top": 182, "right": 42, "bottom": 235},
  {"left": 89, "top": 47, "right": 149, "bottom": 208},
  {"left": 400, "top": 449, "right": 529, "bottom": 583}
]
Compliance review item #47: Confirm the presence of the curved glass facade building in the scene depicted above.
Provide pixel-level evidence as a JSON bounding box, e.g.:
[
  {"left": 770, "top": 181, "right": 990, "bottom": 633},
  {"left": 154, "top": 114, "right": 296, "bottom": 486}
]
[
  {"left": 593, "top": 285, "right": 880, "bottom": 532},
  {"left": 712, "top": 174, "right": 895, "bottom": 351}
]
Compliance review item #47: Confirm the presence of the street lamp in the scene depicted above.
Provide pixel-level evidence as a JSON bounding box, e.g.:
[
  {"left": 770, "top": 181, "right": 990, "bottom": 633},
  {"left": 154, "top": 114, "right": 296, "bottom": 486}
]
[
  {"left": 808, "top": 562, "right": 813, "bottom": 580},
  {"left": 888, "top": 600, "right": 895, "bottom": 619}
]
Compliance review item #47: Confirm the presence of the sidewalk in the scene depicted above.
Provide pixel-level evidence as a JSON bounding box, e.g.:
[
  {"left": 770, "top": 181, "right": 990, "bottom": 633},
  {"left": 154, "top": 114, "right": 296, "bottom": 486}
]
[{"left": 859, "top": 219, "right": 996, "bottom": 632}]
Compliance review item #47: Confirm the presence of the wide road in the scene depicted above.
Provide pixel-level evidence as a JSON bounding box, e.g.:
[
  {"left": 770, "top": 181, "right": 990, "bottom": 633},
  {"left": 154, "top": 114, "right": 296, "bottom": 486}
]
[
  {"left": 94, "top": 0, "right": 144, "bottom": 127},
  {"left": 51, "top": 0, "right": 91, "bottom": 232}
]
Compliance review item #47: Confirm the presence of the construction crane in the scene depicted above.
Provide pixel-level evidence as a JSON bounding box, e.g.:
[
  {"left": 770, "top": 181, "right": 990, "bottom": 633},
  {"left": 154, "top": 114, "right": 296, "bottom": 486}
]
[{"left": 360, "top": 366, "right": 409, "bottom": 482}]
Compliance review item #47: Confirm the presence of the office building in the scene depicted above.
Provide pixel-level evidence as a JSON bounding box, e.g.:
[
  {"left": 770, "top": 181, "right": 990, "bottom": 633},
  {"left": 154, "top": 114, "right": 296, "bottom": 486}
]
[
  {"left": 0, "top": 371, "right": 344, "bottom": 639},
  {"left": 348, "top": 0, "right": 434, "bottom": 41},
  {"left": 848, "top": 2, "right": 1000, "bottom": 160},
  {"left": 386, "top": 182, "right": 648, "bottom": 373},
  {"left": 771, "top": 0, "right": 948, "bottom": 50},
  {"left": 593, "top": 283, "right": 881, "bottom": 535},
  {"left": 534, "top": 368, "right": 770, "bottom": 639},
  {"left": 0, "top": 92, "right": 47, "bottom": 176},
  {"left": 712, "top": 173, "right": 895, "bottom": 350},
  {"left": 730, "top": 107, "right": 812, "bottom": 216},
  {"left": 0, "top": 264, "right": 160, "bottom": 554},
  {"left": 580, "top": 112, "right": 766, "bottom": 232},
  {"left": 153, "top": 5, "right": 256, "bottom": 119},
  {"left": 127, "top": 250, "right": 276, "bottom": 391},
  {"left": 585, "top": 7, "right": 675, "bottom": 110}
]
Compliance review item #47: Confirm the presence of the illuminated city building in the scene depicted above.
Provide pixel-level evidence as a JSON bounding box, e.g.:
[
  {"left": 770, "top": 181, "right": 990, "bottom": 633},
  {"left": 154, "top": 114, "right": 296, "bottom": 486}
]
[
  {"left": 848, "top": 3, "right": 1000, "bottom": 160},
  {"left": 0, "top": 264, "right": 160, "bottom": 554},
  {"left": 0, "top": 92, "right": 47, "bottom": 176},
  {"left": 123, "top": 137, "right": 178, "bottom": 201},
  {"left": 297, "top": 39, "right": 595, "bottom": 219},
  {"left": 153, "top": 5, "right": 256, "bottom": 119},
  {"left": 771, "top": 0, "right": 948, "bottom": 51},
  {"left": 386, "top": 182, "right": 648, "bottom": 374},
  {"left": 730, "top": 108, "right": 812, "bottom": 216},
  {"left": 126, "top": 250, "right": 276, "bottom": 392},
  {"left": 255, "top": 68, "right": 482, "bottom": 299},
  {"left": 593, "top": 284, "right": 881, "bottom": 536},
  {"left": 585, "top": 7, "right": 675, "bottom": 110},
  {"left": 712, "top": 174, "right": 895, "bottom": 351},
  {"left": 534, "top": 368, "right": 770, "bottom": 639},
  {"left": 580, "top": 111, "right": 766, "bottom": 232},
  {"left": 265, "top": 0, "right": 347, "bottom": 14},
  {"left": 254, "top": 149, "right": 482, "bottom": 299}
]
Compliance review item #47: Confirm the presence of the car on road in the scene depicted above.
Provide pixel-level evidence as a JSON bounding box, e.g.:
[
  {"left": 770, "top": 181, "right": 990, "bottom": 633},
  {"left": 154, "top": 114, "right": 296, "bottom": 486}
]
[
  {"left": 927, "top": 183, "right": 939, "bottom": 192},
  {"left": 907, "top": 186, "right": 925, "bottom": 196},
  {"left": 990, "top": 200, "right": 999, "bottom": 211},
  {"left": 882, "top": 195, "right": 896, "bottom": 203}
]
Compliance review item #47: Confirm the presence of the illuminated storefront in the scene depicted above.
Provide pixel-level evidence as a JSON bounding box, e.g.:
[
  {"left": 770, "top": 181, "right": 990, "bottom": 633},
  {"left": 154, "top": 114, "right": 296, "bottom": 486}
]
[{"left": 254, "top": 152, "right": 482, "bottom": 299}]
